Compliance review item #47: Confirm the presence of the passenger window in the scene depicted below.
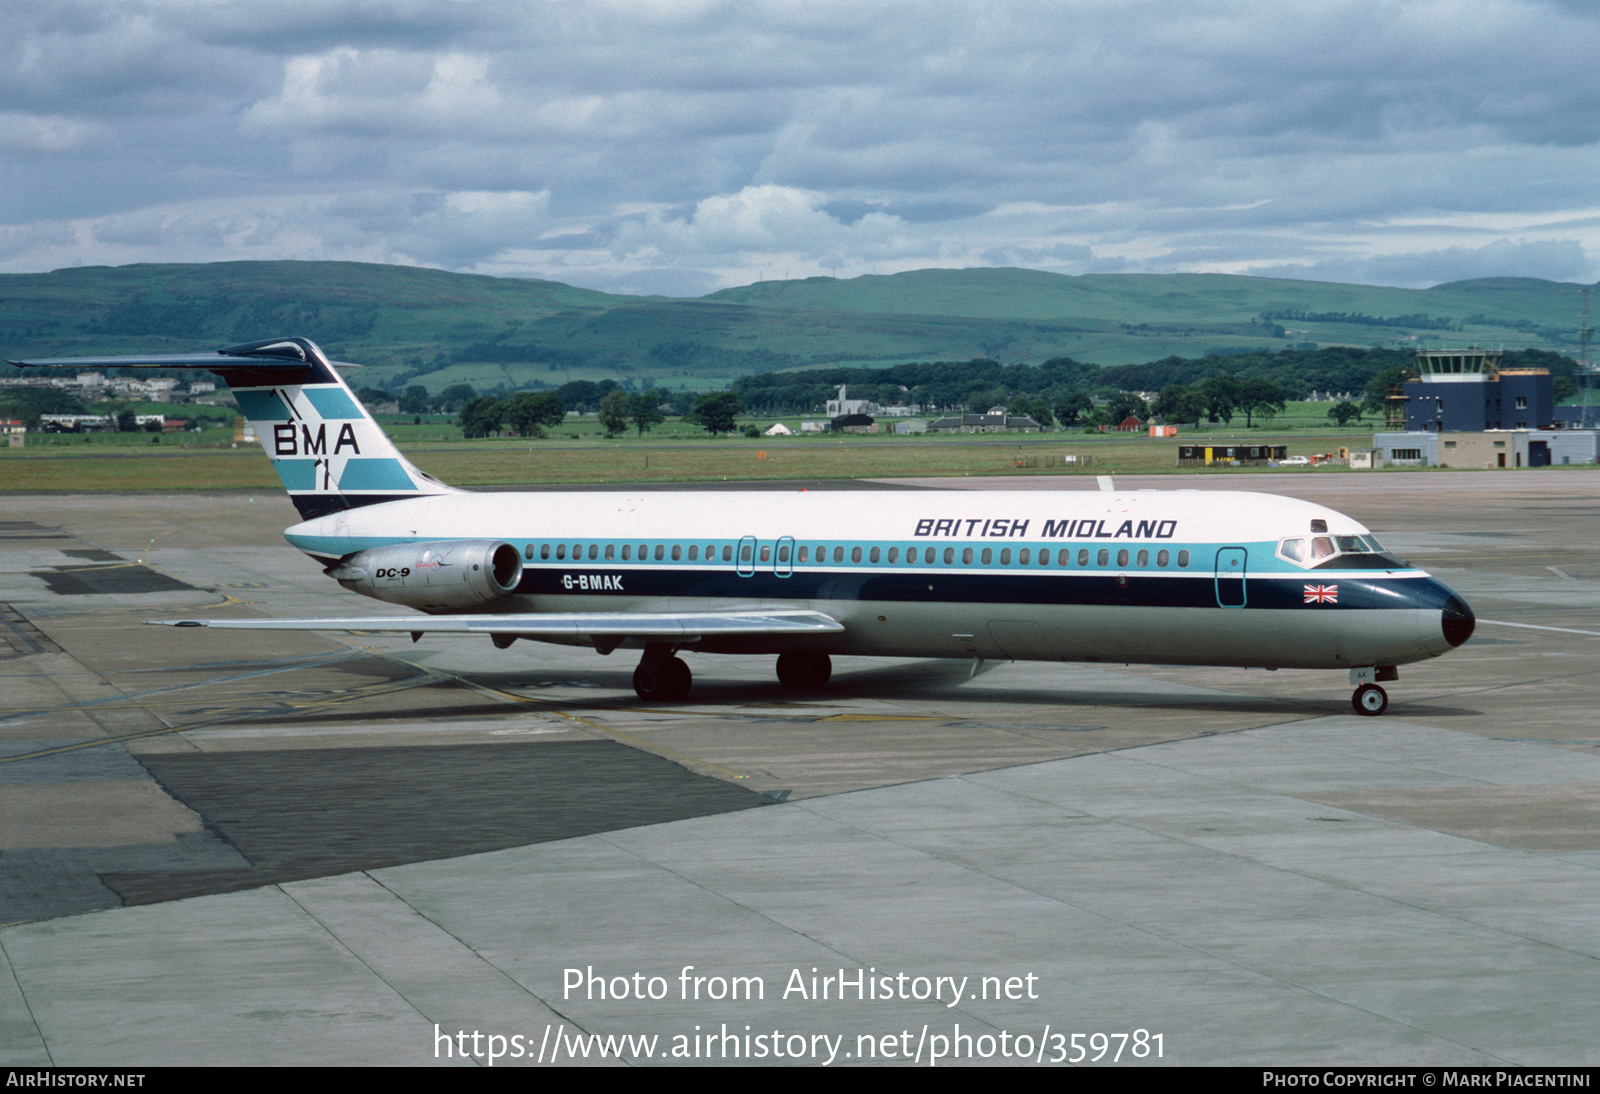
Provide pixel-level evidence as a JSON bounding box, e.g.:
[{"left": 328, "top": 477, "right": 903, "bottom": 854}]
[
  {"left": 1116, "top": 549, "right": 1128, "bottom": 567},
  {"left": 638, "top": 543, "right": 648, "bottom": 558},
  {"left": 1178, "top": 550, "right": 1190, "bottom": 567},
  {"left": 621, "top": 545, "right": 631, "bottom": 561},
  {"left": 834, "top": 546, "right": 845, "bottom": 563},
  {"left": 1097, "top": 549, "right": 1109, "bottom": 566},
  {"left": 1001, "top": 548, "right": 1012, "bottom": 565},
  {"left": 962, "top": 547, "right": 974, "bottom": 564},
  {"left": 540, "top": 544, "right": 551, "bottom": 561},
  {"left": 722, "top": 545, "right": 733, "bottom": 562},
  {"left": 588, "top": 544, "right": 599, "bottom": 561},
  {"left": 869, "top": 546, "right": 880, "bottom": 563},
  {"left": 556, "top": 544, "right": 567, "bottom": 560},
  {"left": 760, "top": 545, "right": 771, "bottom": 562},
  {"left": 981, "top": 548, "right": 992, "bottom": 565},
  {"left": 605, "top": 544, "right": 616, "bottom": 561},
  {"left": 943, "top": 547, "right": 955, "bottom": 564},
  {"left": 525, "top": 543, "right": 536, "bottom": 560},
  {"left": 654, "top": 544, "right": 665, "bottom": 561},
  {"left": 1077, "top": 549, "right": 1088, "bottom": 566},
  {"left": 777, "top": 545, "right": 789, "bottom": 563},
  {"left": 850, "top": 546, "right": 861, "bottom": 563},
  {"left": 798, "top": 546, "right": 809, "bottom": 562},
  {"left": 1157, "top": 549, "right": 1169, "bottom": 567},
  {"left": 1136, "top": 549, "right": 1148, "bottom": 567},
  {"left": 740, "top": 543, "right": 753, "bottom": 563},
  {"left": 572, "top": 544, "right": 581, "bottom": 559},
  {"left": 1019, "top": 548, "right": 1030, "bottom": 565},
  {"left": 688, "top": 545, "right": 698, "bottom": 561},
  {"left": 671, "top": 545, "right": 682, "bottom": 561},
  {"left": 888, "top": 547, "right": 899, "bottom": 563}
]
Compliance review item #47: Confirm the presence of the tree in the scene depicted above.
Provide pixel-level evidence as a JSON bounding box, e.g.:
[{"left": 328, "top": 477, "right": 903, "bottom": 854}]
[
  {"left": 459, "top": 396, "right": 503, "bottom": 439},
  {"left": 500, "top": 392, "right": 567, "bottom": 436},
  {"left": 1362, "top": 366, "right": 1414, "bottom": 415},
  {"left": 1053, "top": 392, "right": 1093, "bottom": 427},
  {"left": 116, "top": 409, "right": 138, "bottom": 433},
  {"left": 435, "top": 383, "right": 477, "bottom": 413},
  {"left": 598, "top": 389, "right": 630, "bottom": 437},
  {"left": 1152, "top": 384, "right": 1208, "bottom": 425},
  {"left": 630, "top": 390, "right": 667, "bottom": 436},
  {"left": 1201, "top": 375, "right": 1240, "bottom": 424},
  {"left": 1106, "top": 391, "right": 1150, "bottom": 424},
  {"left": 398, "top": 384, "right": 431, "bottom": 415},
  {"left": 1237, "top": 378, "right": 1286, "bottom": 427},
  {"left": 1007, "top": 395, "right": 1054, "bottom": 428},
  {"left": 1328, "top": 400, "right": 1362, "bottom": 426},
  {"left": 690, "top": 392, "right": 742, "bottom": 434}
]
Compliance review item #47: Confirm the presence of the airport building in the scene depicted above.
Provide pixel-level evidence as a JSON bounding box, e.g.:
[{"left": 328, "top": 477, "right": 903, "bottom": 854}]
[
  {"left": 1397, "top": 347, "right": 1553, "bottom": 432},
  {"left": 1372, "top": 429, "right": 1600, "bottom": 467}
]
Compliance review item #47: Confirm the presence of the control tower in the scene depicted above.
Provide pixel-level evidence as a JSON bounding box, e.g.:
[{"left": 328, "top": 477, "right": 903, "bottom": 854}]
[{"left": 1403, "top": 347, "right": 1551, "bottom": 432}]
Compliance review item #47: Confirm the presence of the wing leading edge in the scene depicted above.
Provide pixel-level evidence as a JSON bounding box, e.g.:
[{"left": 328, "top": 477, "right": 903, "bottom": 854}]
[{"left": 149, "top": 608, "right": 844, "bottom": 641}]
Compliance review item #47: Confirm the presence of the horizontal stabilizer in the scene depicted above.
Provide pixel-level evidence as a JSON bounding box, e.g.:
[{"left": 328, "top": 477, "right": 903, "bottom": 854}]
[{"left": 150, "top": 609, "right": 845, "bottom": 641}]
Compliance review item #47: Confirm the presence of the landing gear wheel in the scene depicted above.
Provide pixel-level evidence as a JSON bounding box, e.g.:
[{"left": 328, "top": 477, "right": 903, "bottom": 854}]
[
  {"left": 776, "top": 652, "right": 832, "bottom": 689},
  {"left": 634, "top": 656, "right": 692, "bottom": 702},
  {"left": 1352, "top": 683, "right": 1388, "bottom": 716}
]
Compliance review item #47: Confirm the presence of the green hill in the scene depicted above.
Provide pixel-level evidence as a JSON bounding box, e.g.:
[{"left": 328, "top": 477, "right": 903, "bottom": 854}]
[{"left": 2, "top": 261, "right": 1591, "bottom": 394}]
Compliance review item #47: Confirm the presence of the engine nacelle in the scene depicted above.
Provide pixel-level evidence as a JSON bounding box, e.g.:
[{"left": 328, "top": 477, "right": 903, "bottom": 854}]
[{"left": 327, "top": 539, "right": 523, "bottom": 611}]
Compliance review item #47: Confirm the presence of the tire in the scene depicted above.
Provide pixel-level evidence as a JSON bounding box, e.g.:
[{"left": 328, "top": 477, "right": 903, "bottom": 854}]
[
  {"left": 634, "top": 656, "right": 692, "bottom": 702},
  {"left": 776, "top": 652, "right": 832, "bottom": 689},
  {"left": 1352, "top": 683, "right": 1388, "bottom": 716}
]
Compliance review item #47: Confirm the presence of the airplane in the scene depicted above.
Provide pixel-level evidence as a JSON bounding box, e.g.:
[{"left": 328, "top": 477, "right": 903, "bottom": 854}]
[{"left": 11, "top": 337, "right": 1475, "bottom": 715}]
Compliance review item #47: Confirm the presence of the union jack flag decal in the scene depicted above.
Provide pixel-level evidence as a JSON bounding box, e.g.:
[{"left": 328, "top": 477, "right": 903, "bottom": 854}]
[{"left": 1304, "top": 584, "right": 1338, "bottom": 604}]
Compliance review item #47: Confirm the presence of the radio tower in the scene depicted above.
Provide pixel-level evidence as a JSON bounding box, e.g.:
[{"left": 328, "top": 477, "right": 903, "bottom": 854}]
[{"left": 1577, "top": 288, "right": 1599, "bottom": 428}]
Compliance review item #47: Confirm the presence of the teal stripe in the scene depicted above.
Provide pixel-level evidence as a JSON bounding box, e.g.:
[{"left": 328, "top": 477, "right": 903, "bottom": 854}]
[
  {"left": 234, "top": 389, "right": 287, "bottom": 421},
  {"left": 273, "top": 459, "right": 317, "bottom": 491},
  {"left": 303, "top": 386, "right": 363, "bottom": 420},
  {"left": 337, "top": 458, "right": 417, "bottom": 492}
]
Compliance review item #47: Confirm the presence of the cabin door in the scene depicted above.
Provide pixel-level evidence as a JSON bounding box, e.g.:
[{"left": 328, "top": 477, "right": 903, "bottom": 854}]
[{"left": 1214, "top": 547, "right": 1247, "bottom": 608}]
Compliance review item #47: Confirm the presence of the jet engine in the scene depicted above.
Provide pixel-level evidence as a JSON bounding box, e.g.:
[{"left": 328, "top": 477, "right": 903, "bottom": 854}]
[{"left": 325, "top": 540, "right": 523, "bottom": 611}]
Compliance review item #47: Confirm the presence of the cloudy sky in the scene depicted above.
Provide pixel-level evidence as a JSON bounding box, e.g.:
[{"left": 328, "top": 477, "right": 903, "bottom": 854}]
[{"left": 4, "top": 0, "right": 1600, "bottom": 296}]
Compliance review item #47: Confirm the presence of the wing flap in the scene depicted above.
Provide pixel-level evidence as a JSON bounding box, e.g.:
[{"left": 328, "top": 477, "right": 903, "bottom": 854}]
[{"left": 150, "top": 609, "right": 844, "bottom": 639}]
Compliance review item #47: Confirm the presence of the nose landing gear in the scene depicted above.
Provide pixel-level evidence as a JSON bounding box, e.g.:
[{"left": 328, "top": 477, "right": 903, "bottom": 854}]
[
  {"left": 1350, "top": 665, "right": 1397, "bottom": 716},
  {"left": 1352, "top": 683, "right": 1388, "bottom": 716}
]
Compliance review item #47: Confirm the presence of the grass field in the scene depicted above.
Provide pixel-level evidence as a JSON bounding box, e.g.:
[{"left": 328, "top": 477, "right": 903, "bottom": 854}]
[{"left": 2, "top": 416, "right": 1396, "bottom": 493}]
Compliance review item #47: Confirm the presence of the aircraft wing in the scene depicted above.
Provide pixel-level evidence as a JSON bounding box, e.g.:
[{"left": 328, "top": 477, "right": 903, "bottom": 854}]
[{"left": 148, "top": 608, "right": 844, "bottom": 641}]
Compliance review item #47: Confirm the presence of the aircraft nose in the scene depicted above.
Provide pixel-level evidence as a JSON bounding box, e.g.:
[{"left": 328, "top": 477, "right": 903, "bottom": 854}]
[{"left": 1441, "top": 594, "right": 1475, "bottom": 647}]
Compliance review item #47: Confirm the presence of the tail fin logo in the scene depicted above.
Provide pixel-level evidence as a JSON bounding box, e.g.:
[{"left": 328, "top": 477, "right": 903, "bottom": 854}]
[{"left": 273, "top": 421, "right": 359, "bottom": 457}]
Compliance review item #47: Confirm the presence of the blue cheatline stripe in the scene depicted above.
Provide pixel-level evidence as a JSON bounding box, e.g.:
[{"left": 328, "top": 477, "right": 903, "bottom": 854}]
[
  {"left": 273, "top": 459, "right": 317, "bottom": 491},
  {"left": 303, "top": 386, "right": 363, "bottom": 420},
  {"left": 233, "top": 388, "right": 287, "bottom": 421},
  {"left": 337, "top": 458, "right": 417, "bottom": 492}
]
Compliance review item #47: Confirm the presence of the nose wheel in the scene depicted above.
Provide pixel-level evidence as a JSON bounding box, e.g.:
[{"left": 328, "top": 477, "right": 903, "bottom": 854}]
[{"left": 1352, "top": 683, "right": 1388, "bottom": 716}]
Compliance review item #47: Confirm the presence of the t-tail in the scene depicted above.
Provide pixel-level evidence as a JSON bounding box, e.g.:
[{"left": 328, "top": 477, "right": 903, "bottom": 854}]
[{"left": 9, "top": 337, "right": 456, "bottom": 518}]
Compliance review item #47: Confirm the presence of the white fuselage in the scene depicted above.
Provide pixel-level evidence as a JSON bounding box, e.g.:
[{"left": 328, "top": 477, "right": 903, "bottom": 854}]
[{"left": 284, "top": 487, "right": 1469, "bottom": 672}]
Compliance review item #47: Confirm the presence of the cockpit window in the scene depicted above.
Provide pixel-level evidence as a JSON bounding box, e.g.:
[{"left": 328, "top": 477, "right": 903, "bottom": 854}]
[{"left": 1279, "top": 533, "right": 1403, "bottom": 569}]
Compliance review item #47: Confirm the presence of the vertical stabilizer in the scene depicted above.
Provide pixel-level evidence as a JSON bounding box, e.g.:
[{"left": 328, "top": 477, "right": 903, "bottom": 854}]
[
  {"left": 9, "top": 336, "right": 458, "bottom": 519},
  {"left": 219, "top": 339, "right": 455, "bottom": 518}
]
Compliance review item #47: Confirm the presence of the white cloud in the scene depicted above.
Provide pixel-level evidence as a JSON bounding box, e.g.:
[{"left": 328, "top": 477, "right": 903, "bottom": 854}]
[{"left": 6, "top": 0, "right": 1600, "bottom": 290}]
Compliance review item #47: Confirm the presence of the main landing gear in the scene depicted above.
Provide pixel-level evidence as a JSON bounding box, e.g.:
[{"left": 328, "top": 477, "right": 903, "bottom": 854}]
[
  {"left": 633, "top": 643, "right": 691, "bottom": 702},
  {"left": 776, "top": 652, "right": 832, "bottom": 690},
  {"left": 1350, "top": 666, "right": 1397, "bottom": 716}
]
